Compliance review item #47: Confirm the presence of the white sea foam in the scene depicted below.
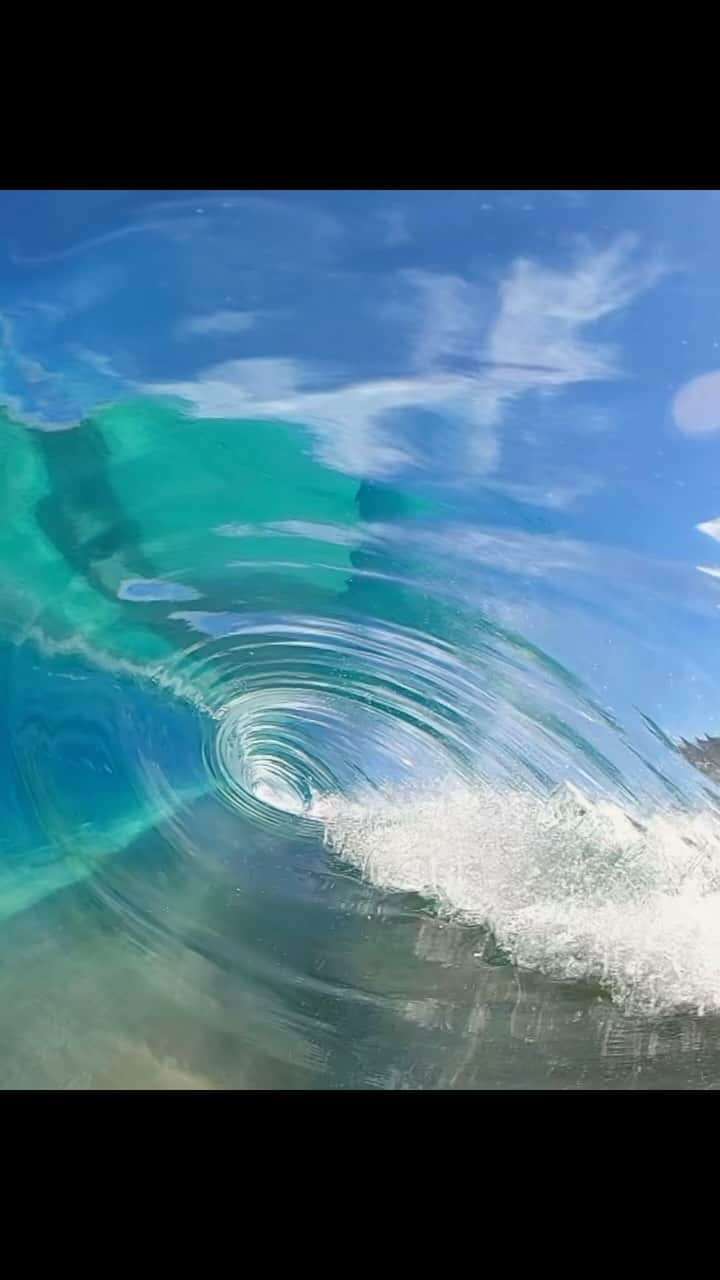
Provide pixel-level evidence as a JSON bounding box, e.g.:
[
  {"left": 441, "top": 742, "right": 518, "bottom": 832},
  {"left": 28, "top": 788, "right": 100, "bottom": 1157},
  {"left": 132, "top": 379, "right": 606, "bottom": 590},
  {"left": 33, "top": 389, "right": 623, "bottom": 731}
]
[{"left": 313, "top": 781, "right": 720, "bottom": 1016}]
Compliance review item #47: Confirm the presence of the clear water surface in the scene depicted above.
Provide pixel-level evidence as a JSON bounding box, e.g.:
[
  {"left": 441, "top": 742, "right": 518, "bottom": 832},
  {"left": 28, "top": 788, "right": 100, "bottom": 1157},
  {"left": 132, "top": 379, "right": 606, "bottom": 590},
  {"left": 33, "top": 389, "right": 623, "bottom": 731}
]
[{"left": 3, "top": 189, "right": 720, "bottom": 1088}]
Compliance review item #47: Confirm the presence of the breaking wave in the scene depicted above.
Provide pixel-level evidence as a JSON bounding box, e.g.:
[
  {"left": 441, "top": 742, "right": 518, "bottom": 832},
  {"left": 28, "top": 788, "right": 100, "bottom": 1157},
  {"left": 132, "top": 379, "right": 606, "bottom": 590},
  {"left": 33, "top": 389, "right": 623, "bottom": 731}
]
[{"left": 315, "top": 780, "right": 720, "bottom": 1016}]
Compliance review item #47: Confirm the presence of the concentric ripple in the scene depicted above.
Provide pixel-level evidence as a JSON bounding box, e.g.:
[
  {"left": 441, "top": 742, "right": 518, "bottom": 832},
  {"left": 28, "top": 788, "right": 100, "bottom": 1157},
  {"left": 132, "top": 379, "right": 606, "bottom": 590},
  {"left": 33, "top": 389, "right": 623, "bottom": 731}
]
[
  {"left": 5, "top": 397, "right": 720, "bottom": 1094},
  {"left": 201, "top": 612, "right": 488, "bottom": 835}
]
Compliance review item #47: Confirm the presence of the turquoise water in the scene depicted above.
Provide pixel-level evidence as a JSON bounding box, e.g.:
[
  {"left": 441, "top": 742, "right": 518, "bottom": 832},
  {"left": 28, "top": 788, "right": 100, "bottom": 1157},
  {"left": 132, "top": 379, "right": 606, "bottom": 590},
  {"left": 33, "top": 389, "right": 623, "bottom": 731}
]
[{"left": 4, "top": 191, "right": 720, "bottom": 1088}]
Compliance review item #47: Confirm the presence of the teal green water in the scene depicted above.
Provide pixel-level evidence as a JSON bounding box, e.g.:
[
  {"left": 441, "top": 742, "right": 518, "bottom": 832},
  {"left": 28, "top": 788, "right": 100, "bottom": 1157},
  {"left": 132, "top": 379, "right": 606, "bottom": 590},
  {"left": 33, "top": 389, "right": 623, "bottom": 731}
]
[
  {"left": 7, "top": 189, "right": 720, "bottom": 1088},
  {"left": 3, "top": 393, "right": 720, "bottom": 1089}
]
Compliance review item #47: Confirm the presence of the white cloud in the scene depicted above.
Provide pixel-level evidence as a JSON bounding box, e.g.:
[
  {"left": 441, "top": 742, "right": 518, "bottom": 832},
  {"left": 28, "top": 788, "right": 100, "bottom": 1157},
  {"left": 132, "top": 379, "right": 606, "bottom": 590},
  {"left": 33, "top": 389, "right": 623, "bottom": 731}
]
[
  {"left": 697, "top": 565, "right": 720, "bottom": 580},
  {"left": 487, "top": 234, "right": 666, "bottom": 387},
  {"left": 403, "top": 270, "right": 489, "bottom": 370},
  {"left": 181, "top": 310, "right": 257, "bottom": 337},
  {"left": 697, "top": 517, "right": 720, "bottom": 542},
  {"left": 401, "top": 235, "right": 662, "bottom": 402},
  {"left": 70, "top": 345, "right": 124, "bottom": 380},
  {"left": 143, "top": 236, "right": 664, "bottom": 481},
  {"left": 487, "top": 474, "right": 602, "bottom": 510},
  {"left": 146, "top": 358, "right": 488, "bottom": 476},
  {"left": 673, "top": 370, "right": 720, "bottom": 435}
]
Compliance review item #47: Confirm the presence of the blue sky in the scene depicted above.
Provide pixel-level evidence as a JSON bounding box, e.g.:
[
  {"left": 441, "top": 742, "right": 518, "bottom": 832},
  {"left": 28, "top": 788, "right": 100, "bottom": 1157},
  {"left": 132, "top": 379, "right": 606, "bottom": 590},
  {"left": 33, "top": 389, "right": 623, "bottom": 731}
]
[{"left": 3, "top": 189, "right": 720, "bottom": 739}]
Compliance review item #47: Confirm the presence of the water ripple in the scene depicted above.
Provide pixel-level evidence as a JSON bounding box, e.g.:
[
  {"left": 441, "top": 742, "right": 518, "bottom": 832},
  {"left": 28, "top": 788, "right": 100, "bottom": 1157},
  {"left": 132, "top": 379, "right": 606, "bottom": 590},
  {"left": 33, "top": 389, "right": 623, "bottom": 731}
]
[{"left": 4, "top": 396, "right": 720, "bottom": 1087}]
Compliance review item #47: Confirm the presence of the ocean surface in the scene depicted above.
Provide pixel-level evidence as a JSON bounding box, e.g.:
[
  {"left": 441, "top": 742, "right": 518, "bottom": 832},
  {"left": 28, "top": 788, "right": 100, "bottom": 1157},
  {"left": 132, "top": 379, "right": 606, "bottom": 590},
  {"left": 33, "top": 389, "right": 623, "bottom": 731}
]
[{"left": 3, "top": 189, "right": 720, "bottom": 1087}]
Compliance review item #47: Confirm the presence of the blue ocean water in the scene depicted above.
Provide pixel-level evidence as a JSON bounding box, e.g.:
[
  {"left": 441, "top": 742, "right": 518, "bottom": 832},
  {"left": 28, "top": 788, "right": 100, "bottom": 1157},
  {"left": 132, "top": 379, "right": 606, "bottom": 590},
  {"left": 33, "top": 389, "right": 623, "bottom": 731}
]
[{"left": 3, "top": 190, "right": 720, "bottom": 1087}]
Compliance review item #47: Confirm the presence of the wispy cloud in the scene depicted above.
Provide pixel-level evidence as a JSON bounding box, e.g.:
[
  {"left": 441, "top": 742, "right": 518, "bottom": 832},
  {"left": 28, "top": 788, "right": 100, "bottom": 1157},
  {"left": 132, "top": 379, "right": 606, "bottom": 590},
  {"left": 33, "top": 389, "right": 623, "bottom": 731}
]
[
  {"left": 8, "top": 194, "right": 345, "bottom": 268},
  {"left": 143, "top": 236, "right": 664, "bottom": 481},
  {"left": 392, "top": 524, "right": 720, "bottom": 618},
  {"left": 69, "top": 345, "right": 124, "bottom": 380},
  {"left": 403, "top": 270, "right": 489, "bottom": 370},
  {"left": 487, "top": 234, "right": 666, "bottom": 387},
  {"left": 180, "top": 310, "right": 257, "bottom": 338},
  {"left": 696, "top": 522, "right": 720, "bottom": 588},
  {"left": 697, "top": 517, "right": 720, "bottom": 541},
  {"left": 487, "top": 474, "right": 602, "bottom": 511},
  {"left": 146, "top": 358, "right": 483, "bottom": 476}
]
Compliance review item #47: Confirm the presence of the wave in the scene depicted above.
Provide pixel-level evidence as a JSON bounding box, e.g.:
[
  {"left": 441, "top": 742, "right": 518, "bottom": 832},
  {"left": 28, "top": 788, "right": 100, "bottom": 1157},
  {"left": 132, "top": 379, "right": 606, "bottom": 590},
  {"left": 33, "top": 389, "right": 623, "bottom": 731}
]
[
  {"left": 5, "top": 391, "right": 720, "bottom": 1035},
  {"left": 314, "top": 780, "right": 720, "bottom": 1017}
]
